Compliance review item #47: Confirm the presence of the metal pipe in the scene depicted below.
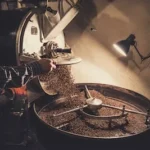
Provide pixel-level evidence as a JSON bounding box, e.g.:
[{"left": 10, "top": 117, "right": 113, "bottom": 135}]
[
  {"left": 102, "top": 104, "right": 147, "bottom": 116},
  {"left": 56, "top": 123, "right": 69, "bottom": 129},
  {"left": 52, "top": 105, "right": 88, "bottom": 117},
  {"left": 85, "top": 85, "right": 92, "bottom": 98},
  {"left": 53, "top": 103, "right": 148, "bottom": 118}
]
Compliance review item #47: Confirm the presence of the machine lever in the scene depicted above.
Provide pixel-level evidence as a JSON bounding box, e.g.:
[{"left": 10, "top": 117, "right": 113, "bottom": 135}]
[{"left": 53, "top": 48, "right": 71, "bottom": 53}]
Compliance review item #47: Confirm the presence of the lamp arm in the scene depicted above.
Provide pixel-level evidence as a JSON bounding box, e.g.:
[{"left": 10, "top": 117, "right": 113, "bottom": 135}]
[{"left": 133, "top": 45, "right": 150, "bottom": 61}]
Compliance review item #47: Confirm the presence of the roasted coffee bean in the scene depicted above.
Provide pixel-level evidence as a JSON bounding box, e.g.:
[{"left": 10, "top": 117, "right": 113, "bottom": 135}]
[{"left": 39, "top": 66, "right": 78, "bottom": 98}]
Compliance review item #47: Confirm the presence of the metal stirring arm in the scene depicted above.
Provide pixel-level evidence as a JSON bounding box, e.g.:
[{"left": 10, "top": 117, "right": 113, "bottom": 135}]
[
  {"left": 52, "top": 105, "right": 87, "bottom": 117},
  {"left": 52, "top": 85, "right": 150, "bottom": 124},
  {"left": 52, "top": 86, "right": 92, "bottom": 117},
  {"left": 102, "top": 104, "right": 148, "bottom": 116},
  {"left": 85, "top": 85, "right": 92, "bottom": 99},
  {"left": 52, "top": 85, "right": 96, "bottom": 117},
  {"left": 84, "top": 86, "right": 149, "bottom": 117}
]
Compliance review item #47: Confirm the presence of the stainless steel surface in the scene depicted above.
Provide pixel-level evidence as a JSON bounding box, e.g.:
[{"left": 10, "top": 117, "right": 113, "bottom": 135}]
[{"left": 85, "top": 85, "right": 103, "bottom": 109}]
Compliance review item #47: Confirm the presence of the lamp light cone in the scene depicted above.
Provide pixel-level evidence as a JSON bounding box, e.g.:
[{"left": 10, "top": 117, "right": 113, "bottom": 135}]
[{"left": 113, "top": 34, "right": 136, "bottom": 56}]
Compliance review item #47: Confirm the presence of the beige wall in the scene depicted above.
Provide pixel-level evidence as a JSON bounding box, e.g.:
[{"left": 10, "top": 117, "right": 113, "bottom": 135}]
[{"left": 65, "top": 0, "right": 150, "bottom": 99}]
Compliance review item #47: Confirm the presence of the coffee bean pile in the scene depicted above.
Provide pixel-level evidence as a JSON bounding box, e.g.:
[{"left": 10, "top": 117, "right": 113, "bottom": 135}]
[{"left": 39, "top": 66, "right": 77, "bottom": 97}]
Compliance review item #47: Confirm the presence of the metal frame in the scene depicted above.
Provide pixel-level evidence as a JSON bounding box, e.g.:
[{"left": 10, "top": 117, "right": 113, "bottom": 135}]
[{"left": 45, "top": 6, "right": 79, "bottom": 41}]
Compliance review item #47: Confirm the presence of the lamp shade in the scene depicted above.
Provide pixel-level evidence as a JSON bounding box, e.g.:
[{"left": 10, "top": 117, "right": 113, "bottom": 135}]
[{"left": 113, "top": 34, "right": 136, "bottom": 56}]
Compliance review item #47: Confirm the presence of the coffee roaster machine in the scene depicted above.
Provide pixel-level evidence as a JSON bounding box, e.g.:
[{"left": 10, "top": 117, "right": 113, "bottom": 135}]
[
  {"left": 0, "top": 1, "right": 150, "bottom": 150},
  {"left": 0, "top": 0, "right": 82, "bottom": 147},
  {"left": 0, "top": 0, "right": 81, "bottom": 92}
]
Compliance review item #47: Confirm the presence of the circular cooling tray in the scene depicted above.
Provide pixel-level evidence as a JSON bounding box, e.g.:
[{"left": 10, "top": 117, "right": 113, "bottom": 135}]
[{"left": 32, "top": 83, "right": 150, "bottom": 149}]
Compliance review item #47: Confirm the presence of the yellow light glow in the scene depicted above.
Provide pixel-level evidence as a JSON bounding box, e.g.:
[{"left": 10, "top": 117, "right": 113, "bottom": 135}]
[{"left": 113, "top": 44, "right": 127, "bottom": 57}]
